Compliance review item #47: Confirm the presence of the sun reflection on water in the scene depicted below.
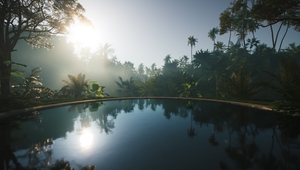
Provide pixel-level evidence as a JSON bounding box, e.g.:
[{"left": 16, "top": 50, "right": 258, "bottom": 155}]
[{"left": 79, "top": 130, "right": 94, "bottom": 148}]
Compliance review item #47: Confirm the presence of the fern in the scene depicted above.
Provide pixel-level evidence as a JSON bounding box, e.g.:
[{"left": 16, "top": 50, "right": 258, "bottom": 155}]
[{"left": 259, "top": 57, "right": 300, "bottom": 113}]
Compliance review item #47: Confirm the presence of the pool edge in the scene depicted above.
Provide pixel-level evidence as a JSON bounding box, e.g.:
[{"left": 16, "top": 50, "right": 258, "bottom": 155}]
[{"left": 0, "top": 97, "right": 273, "bottom": 119}]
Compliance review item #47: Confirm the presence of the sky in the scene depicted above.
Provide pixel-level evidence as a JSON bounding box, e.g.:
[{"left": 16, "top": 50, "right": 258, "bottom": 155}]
[{"left": 76, "top": 0, "right": 299, "bottom": 68}]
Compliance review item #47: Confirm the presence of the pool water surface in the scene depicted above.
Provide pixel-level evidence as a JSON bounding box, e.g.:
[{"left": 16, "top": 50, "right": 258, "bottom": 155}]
[{"left": 1, "top": 99, "right": 300, "bottom": 169}]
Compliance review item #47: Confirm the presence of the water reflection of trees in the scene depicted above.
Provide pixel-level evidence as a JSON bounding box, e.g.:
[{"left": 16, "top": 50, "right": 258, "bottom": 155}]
[
  {"left": 0, "top": 111, "right": 96, "bottom": 169},
  {"left": 190, "top": 102, "right": 300, "bottom": 169},
  {"left": 1, "top": 111, "right": 43, "bottom": 167},
  {"left": 185, "top": 100, "right": 196, "bottom": 138},
  {"left": 70, "top": 100, "right": 137, "bottom": 134},
  {"left": 2, "top": 99, "right": 300, "bottom": 169},
  {"left": 70, "top": 99, "right": 195, "bottom": 134},
  {"left": 131, "top": 99, "right": 300, "bottom": 169},
  {"left": 17, "top": 139, "right": 54, "bottom": 169}
]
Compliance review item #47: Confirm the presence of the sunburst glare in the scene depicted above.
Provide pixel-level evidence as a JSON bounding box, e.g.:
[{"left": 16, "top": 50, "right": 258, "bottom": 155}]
[{"left": 66, "top": 18, "right": 100, "bottom": 61}]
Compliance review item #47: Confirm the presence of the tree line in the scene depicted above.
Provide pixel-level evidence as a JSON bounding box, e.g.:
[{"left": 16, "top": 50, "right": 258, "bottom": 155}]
[{"left": 1, "top": 0, "right": 300, "bottom": 113}]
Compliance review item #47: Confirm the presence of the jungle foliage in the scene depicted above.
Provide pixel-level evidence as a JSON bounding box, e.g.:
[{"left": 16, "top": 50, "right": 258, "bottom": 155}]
[
  {"left": 2, "top": 41, "right": 300, "bottom": 113},
  {"left": 0, "top": 0, "right": 89, "bottom": 96},
  {"left": 1, "top": 0, "right": 300, "bottom": 114}
]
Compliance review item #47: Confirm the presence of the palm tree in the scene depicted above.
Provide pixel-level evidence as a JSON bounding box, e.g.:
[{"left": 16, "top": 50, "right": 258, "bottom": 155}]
[
  {"left": 138, "top": 63, "right": 145, "bottom": 76},
  {"left": 163, "top": 54, "right": 171, "bottom": 64},
  {"left": 259, "top": 57, "right": 300, "bottom": 112},
  {"left": 115, "top": 76, "right": 138, "bottom": 96},
  {"left": 246, "top": 37, "right": 260, "bottom": 54},
  {"left": 187, "top": 36, "right": 198, "bottom": 62},
  {"left": 186, "top": 101, "right": 196, "bottom": 138},
  {"left": 214, "top": 41, "right": 226, "bottom": 52},
  {"left": 148, "top": 63, "right": 160, "bottom": 77},
  {"left": 61, "top": 73, "right": 90, "bottom": 97},
  {"left": 218, "top": 67, "right": 260, "bottom": 99},
  {"left": 137, "top": 77, "right": 159, "bottom": 96},
  {"left": 208, "top": 27, "right": 220, "bottom": 51},
  {"left": 98, "top": 43, "right": 115, "bottom": 58},
  {"left": 284, "top": 43, "right": 300, "bottom": 55}
]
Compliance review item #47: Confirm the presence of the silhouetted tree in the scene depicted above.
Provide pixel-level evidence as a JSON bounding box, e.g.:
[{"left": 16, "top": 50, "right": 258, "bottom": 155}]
[
  {"left": 115, "top": 76, "right": 138, "bottom": 96},
  {"left": 259, "top": 57, "right": 300, "bottom": 112},
  {"left": 98, "top": 43, "right": 115, "bottom": 58},
  {"left": 250, "top": 0, "right": 300, "bottom": 31},
  {"left": 137, "top": 77, "right": 160, "bottom": 96},
  {"left": 208, "top": 27, "right": 220, "bottom": 51},
  {"left": 188, "top": 36, "right": 198, "bottom": 62},
  {"left": 0, "top": 0, "right": 89, "bottom": 96},
  {"left": 218, "top": 67, "right": 260, "bottom": 99}
]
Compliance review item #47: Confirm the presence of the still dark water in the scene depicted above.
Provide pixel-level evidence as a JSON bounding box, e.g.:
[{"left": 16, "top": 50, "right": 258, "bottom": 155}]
[{"left": 1, "top": 99, "right": 300, "bottom": 170}]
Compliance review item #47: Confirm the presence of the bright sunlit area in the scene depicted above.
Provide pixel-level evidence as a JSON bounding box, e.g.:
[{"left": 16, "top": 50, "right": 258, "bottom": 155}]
[
  {"left": 1, "top": 0, "right": 300, "bottom": 169},
  {"left": 66, "top": 17, "right": 100, "bottom": 61},
  {"left": 79, "top": 129, "right": 94, "bottom": 148}
]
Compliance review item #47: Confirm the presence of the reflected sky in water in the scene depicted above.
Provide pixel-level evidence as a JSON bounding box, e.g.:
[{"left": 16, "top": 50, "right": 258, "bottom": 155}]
[{"left": 1, "top": 99, "right": 300, "bottom": 169}]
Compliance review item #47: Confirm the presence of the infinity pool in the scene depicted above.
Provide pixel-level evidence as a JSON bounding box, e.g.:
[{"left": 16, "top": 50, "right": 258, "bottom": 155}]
[{"left": 1, "top": 99, "right": 300, "bottom": 169}]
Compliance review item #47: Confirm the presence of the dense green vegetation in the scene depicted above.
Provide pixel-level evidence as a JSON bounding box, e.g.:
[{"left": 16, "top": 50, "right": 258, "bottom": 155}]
[
  {"left": 0, "top": 0, "right": 90, "bottom": 96},
  {"left": 1, "top": 0, "right": 300, "bottom": 114},
  {"left": 1, "top": 41, "right": 299, "bottom": 113}
]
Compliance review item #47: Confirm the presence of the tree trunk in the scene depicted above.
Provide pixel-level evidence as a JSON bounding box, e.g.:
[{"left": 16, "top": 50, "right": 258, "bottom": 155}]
[
  {"left": 228, "top": 25, "right": 232, "bottom": 50},
  {"left": 278, "top": 24, "right": 289, "bottom": 52},
  {"left": 215, "top": 73, "right": 218, "bottom": 97},
  {"left": 0, "top": 13, "right": 12, "bottom": 96},
  {"left": 190, "top": 46, "right": 193, "bottom": 63},
  {"left": 0, "top": 51, "right": 12, "bottom": 96}
]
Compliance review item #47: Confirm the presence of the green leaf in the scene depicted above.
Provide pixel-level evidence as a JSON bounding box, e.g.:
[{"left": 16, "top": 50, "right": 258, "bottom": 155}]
[
  {"left": 197, "top": 93, "right": 203, "bottom": 98},
  {"left": 3, "top": 60, "right": 12, "bottom": 66},
  {"left": 11, "top": 70, "right": 25, "bottom": 80},
  {"left": 97, "top": 86, "right": 104, "bottom": 92},
  {"left": 3, "top": 60, "right": 27, "bottom": 67}
]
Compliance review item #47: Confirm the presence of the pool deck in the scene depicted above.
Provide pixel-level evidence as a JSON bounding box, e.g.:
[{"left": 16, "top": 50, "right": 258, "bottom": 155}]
[{"left": 0, "top": 97, "right": 273, "bottom": 120}]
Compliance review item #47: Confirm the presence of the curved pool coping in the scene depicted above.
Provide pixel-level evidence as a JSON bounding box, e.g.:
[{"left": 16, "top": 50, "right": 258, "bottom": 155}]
[{"left": 0, "top": 97, "right": 273, "bottom": 120}]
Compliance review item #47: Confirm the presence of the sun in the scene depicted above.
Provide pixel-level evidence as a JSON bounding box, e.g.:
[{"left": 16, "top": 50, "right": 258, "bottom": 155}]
[{"left": 66, "top": 18, "right": 100, "bottom": 59}]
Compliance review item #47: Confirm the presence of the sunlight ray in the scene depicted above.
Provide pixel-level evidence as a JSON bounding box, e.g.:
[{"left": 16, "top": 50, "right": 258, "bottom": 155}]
[{"left": 66, "top": 18, "right": 100, "bottom": 61}]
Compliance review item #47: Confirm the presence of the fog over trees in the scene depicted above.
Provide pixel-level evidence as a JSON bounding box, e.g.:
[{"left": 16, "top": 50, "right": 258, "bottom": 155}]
[{"left": 1, "top": 0, "right": 300, "bottom": 113}]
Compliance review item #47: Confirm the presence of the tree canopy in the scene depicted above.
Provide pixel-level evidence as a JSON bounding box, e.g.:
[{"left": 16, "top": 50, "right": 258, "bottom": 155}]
[
  {"left": 219, "top": 0, "right": 298, "bottom": 53},
  {"left": 0, "top": 0, "right": 89, "bottom": 96},
  {"left": 251, "top": 0, "right": 300, "bottom": 31}
]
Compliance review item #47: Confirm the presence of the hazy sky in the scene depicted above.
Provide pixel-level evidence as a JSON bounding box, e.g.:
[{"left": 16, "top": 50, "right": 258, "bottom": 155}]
[{"left": 78, "top": 0, "right": 300, "bottom": 68}]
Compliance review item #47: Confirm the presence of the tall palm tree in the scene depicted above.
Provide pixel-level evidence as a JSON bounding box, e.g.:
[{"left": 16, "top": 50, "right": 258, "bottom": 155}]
[
  {"left": 98, "top": 43, "right": 115, "bottom": 58},
  {"left": 208, "top": 27, "right": 220, "bottom": 51},
  {"left": 149, "top": 63, "right": 160, "bottom": 77},
  {"left": 187, "top": 36, "right": 198, "bottom": 62},
  {"left": 186, "top": 101, "right": 196, "bottom": 138}
]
